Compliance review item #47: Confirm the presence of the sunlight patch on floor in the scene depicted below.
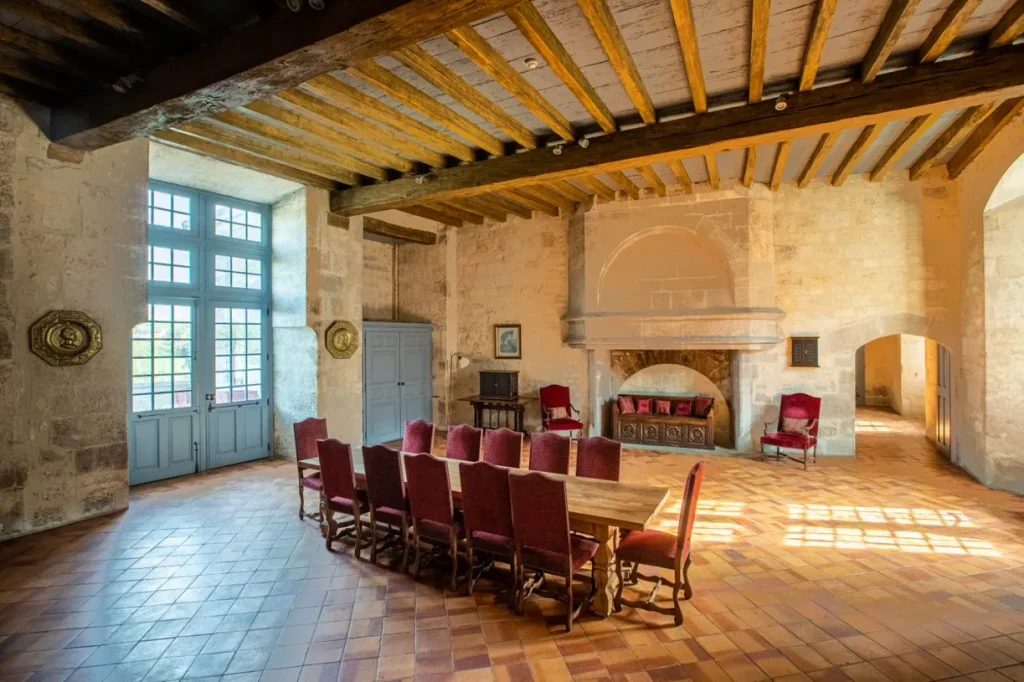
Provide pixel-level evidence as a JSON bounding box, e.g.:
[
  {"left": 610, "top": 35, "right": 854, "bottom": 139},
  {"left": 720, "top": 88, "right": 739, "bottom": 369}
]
[
  {"left": 784, "top": 525, "right": 999, "bottom": 556},
  {"left": 788, "top": 503, "right": 975, "bottom": 528}
]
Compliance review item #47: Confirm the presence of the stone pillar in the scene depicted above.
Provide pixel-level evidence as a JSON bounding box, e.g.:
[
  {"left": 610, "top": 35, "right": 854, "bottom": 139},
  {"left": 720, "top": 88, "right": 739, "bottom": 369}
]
[
  {"left": 587, "top": 349, "right": 612, "bottom": 437},
  {"left": 731, "top": 351, "right": 757, "bottom": 452}
]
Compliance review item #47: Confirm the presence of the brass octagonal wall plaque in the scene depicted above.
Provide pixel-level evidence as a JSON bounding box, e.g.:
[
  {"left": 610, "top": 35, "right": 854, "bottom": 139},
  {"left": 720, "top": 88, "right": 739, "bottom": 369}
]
[
  {"left": 30, "top": 310, "right": 103, "bottom": 366},
  {"left": 325, "top": 320, "right": 358, "bottom": 359}
]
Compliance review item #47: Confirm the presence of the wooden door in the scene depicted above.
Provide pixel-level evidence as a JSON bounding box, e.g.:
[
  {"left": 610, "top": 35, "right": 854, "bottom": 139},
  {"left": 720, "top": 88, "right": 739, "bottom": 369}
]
[
  {"left": 399, "top": 330, "right": 433, "bottom": 427},
  {"left": 364, "top": 328, "right": 402, "bottom": 444},
  {"left": 936, "top": 344, "right": 952, "bottom": 457}
]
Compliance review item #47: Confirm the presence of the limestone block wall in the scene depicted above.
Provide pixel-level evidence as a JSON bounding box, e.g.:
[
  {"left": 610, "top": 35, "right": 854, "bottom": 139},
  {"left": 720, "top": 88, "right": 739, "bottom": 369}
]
[
  {"left": 0, "top": 99, "right": 148, "bottom": 541},
  {"left": 900, "top": 334, "right": 927, "bottom": 420},
  {"left": 362, "top": 239, "right": 394, "bottom": 321},
  {"left": 863, "top": 335, "right": 901, "bottom": 409}
]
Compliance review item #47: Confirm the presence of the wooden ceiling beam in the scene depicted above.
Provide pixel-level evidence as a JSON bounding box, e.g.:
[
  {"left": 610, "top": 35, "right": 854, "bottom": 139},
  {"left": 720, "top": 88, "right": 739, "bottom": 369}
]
[
  {"left": 606, "top": 170, "right": 641, "bottom": 199},
  {"left": 862, "top": 0, "right": 921, "bottom": 83},
  {"left": 350, "top": 60, "right": 504, "bottom": 157},
  {"left": 578, "top": 0, "right": 657, "bottom": 123},
  {"left": 704, "top": 154, "right": 720, "bottom": 189},
  {"left": 920, "top": 0, "right": 984, "bottom": 63},
  {"left": 637, "top": 166, "right": 667, "bottom": 196},
  {"left": 668, "top": 0, "right": 707, "bottom": 113},
  {"left": 506, "top": 2, "right": 616, "bottom": 134},
  {"left": 487, "top": 192, "right": 534, "bottom": 219},
  {"left": 799, "top": 0, "right": 839, "bottom": 91},
  {"left": 947, "top": 97, "right": 1024, "bottom": 178},
  {"left": 769, "top": 141, "right": 791, "bottom": 190},
  {"left": 152, "top": 129, "right": 338, "bottom": 190},
  {"left": 797, "top": 131, "right": 838, "bottom": 187},
  {"left": 0, "top": 24, "right": 105, "bottom": 85},
  {"left": 989, "top": 0, "right": 1024, "bottom": 48},
  {"left": 428, "top": 201, "right": 484, "bottom": 225},
  {"left": 501, "top": 188, "right": 559, "bottom": 217},
  {"left": 447, "top": 196, "right": 506, "bottom": 222},
  {"left": 832, "top": 124, "right": 881, "bottom": 186},
  {"left": 869, "top": 113, "right": 939, "bottom": 181},
  {"left": 0, "top": 0, "right": 123, "bottom": 58},
  {"left": 668, "top": 159, "right": 693, "bottom": 192},
  {"left": 363, "top": 216, "right": 437, "bottom": 244},
  {"left": 576, "top": 175, "right": 618, "bottom": 201},
  {"left": 305, "top": 76, "right": 474, "bottom": 162},
  {"left": 401, "top": 205, "right": 463, "bottom": 227},
  {"left": 524, "top": 185, "right": 576, "bottom": 212},
  {"left": 393, "top": 44, "right": 538, "bottom": 149},
  {"left": 742, "top": 149, "right": 756, "bottom": 188},
  {"left": 552, "top": 179, "right": 594, "bottom": 204},
  {"left": 444, "top": 24, "right": 575, "bottom": 142},
  {"left": 0, "top": 57, "right": 72, "bottom": 94},
  {"left": 330, "top": 45, "right": 1024, "bottom": 214},
  {"left": 135, "top": 0, "right": 211, "bottom": 35},
  {"left": 909, "top": 103, "right": 994, "bottom": 180},
  {"left": 749, "top": 0, "right": 771, "bottom": 104},
  {"left": 59, "top": 0, "right": 151, "bottom": 41},
  {"left": 49, "top": 0, "right": 523, "bottom": 149}
]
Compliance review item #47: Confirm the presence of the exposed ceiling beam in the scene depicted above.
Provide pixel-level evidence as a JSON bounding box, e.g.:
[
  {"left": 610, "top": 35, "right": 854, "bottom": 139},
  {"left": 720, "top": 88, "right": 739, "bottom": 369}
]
[
  {"left": 402, "top": 204, "right": 462, "bottom": 227},
  {"left": 524, "top": 184, "right": 576, "bottom": 212},
  {"left": 989, "top": 0, "right": 1024, "bottom": 48},
  {"left": 947, "top": 97, "right": 1024, "bottom": 178},
  {"left": 797, "top": 131, "right": 838, "bottom": 187},
  {"left": 742, "top": 149, "right": 756, "bottom": 188},
  {"left": 0, "top": 24, "right": 106, "bottom": 85},
  {"left": 919, "top": 0, "right": 983, "bottom": 63},
  {"left": 59, "top": 0, "right": 151, "bottom": 41},
  {"left": 909, "top": 103, "right": 994, "bottom": 180},
  {"left": 429, "top": 200, "right": 484, "bottom": 225},
  {"left": 487, "top": 191, "right": 534, "bottom": 219},
  {"left": 637, "top": 166, "right": 666, "bottom": 196},
  {"left": 330, "top": 45, "right": 1024, "bottom": 214},
  {"left": 668, "top": 0, "right": 707, "bottom": 113},
  {"left": 704, "top": 154, "right": 720, "bottom": 189},
  {"left": 668, "top": 159, "right": 693, "bottom": 192},
  {"left": 363, "top": 216, "right": 437, "bottom": 245},
  {"left": 769, "top": 141, "right": 791, "bottom": 190},
  {"left": 49, "top": 0, "right": 522, "bottom": 149},
  {"left": 832, "top": 124, "right": 881, "bottom": 186},
  {"left": 0, "top": 0, "right": 123, "bottom": 58},
  {"left": 869, "top": 113, "right": 939, "bottom": 181},
  {"left": 799, "top": 0, "right": 839, "bottom": 91},
  {"left": 862, "top": 0, "right": 920, "bottom": 83},
  {"left": 135, "top": 0, "right": 211, "bottom": 35},
  {"left": 552, "top": 179, "right": 594, "bottom": 204},
  {"left": 749, "top": 0, "right": 771, "bottom": 104},
  {"left": 576, "top": 175, "right": 617, "bottom": 200},
  {"left": 607, "top": 170, "right": 641, "bottom": 199},
  {"left": 447, "top": 196, "right": 506, "bottom": 222},
  {"left": 502, "top": 188, "right": 559, "bottom": 216}
]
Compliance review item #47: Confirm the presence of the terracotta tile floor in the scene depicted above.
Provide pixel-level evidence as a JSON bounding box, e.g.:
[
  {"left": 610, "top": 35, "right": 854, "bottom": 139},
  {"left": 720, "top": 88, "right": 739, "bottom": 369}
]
[{"left": 3, "top": 408, "right": 1024, "bottom": 682}]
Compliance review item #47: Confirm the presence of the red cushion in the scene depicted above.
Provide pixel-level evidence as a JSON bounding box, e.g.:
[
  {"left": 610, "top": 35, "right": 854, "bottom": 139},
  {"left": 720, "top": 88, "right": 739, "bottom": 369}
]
[
  {"left": 373, "top": 505, "right": 407, "bottom": 526},
  {"left": 419, "top": 518, "right": 462, "bottom": 542},
  {"left": 618, "top": 396, "right": 635, "bottom": 414},
  {"left": 694, "top": 397, "right": 714, "bottom": 418},
  {"left": 781, "top": 417, "right": 809, "bottom": 435},
  {"left": 617, "top": 530, "right": 688, "bottom": 570},
  {"left": 301, "top": 473, "right": 322, "bottom": 491},
  {"left": 546, "top": 418, "right": 583, "bottom": 431},
  {"left": 470, "top": 530, "right": 514, "bottom": 557},
  {"left": 521, "top": 534, "right": 599, "bottom": 575},
  {"left": 636, "top": 398, "right": 652, "bottom": 414},
  {"left": 655, "top": 400, "right": 672, "bottom": 415},
  {"left": 327, "top": 492, "right": 367, "bottom": 514},
  {"left": 674, "top": 400, "right": 693, "bottom": 416},
  {"left": 761, "top": 432, "right": 817, "bottom": 449}
]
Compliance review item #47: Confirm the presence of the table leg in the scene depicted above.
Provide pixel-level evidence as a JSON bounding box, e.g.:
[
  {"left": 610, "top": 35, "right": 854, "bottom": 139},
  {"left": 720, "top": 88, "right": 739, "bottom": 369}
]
[{"left": 591, "top": 524, "right": 616, "bottom": 617}]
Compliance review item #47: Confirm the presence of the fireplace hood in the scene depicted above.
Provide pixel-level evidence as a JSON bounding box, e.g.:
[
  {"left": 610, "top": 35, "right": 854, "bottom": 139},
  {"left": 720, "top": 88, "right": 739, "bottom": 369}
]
[{"left": 563, "top": 308, "right": 785, "bottom": 350}]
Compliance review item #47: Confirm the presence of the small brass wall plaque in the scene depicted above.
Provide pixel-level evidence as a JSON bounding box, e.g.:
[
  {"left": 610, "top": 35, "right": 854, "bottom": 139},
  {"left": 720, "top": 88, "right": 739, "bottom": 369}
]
[
  {"left": 325, "top": 320, "right": 358, "bottom": 359},
  {"left": 30, "top": 310, "right": 103, "bottom": 366}
]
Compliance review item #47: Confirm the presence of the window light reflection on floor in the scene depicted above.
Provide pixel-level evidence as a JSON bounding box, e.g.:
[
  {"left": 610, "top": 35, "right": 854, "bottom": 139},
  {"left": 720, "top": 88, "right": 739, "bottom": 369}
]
[
  {"left": 788, "top": 503, "right": 975, "bottom": 528},
  {"left": 855, "top": 419, "right": 892, "bottom": 433},
  {"left": 784, "top": 525, "right": 999, "bottom": 556},
  {"left": 654, "top": 500, "right": 744, "bottom": 542}
]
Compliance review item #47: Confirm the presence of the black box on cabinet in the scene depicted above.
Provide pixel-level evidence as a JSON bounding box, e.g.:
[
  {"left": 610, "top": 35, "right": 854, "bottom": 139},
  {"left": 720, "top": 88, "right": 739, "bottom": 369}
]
[{"left": 479, "top": 370, "right": 519, "bottom": 399}]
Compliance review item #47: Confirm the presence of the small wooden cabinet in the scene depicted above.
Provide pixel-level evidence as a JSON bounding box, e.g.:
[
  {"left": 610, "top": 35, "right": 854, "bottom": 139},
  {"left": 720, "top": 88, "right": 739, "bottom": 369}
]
[{"left": 612, "top": 397, "right": 715, "bottom": 451}]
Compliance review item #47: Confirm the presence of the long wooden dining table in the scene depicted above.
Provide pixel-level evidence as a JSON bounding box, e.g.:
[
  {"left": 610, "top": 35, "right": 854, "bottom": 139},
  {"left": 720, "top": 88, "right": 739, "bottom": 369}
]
[{"left": 298, "top": 452, "right": 671, "bottom": 617}]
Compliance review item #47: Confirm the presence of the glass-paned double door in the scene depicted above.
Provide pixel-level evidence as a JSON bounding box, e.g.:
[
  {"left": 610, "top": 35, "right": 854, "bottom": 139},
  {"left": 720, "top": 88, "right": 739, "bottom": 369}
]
[{"left": 129, "top": 183, "right": 272, "bottom": 485}]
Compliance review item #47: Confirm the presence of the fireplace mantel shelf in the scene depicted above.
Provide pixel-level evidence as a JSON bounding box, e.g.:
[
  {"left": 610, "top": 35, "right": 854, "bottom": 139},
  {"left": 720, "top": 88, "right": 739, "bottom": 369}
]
[{"left": 562, "top": 308, "right": 786, "bottom": 350}]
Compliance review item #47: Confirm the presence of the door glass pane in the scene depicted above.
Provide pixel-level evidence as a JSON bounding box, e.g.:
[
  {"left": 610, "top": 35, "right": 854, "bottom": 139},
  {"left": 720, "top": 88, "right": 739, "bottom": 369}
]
[
  {"left": 214, "top": 307, "right": 262, "bottom": 404},
  {"left": 214, "top": 204, "right": 263, "bottom": 243},
  {"left": 213, "top": 254, "right": 262, "bottom": 290},
  {"left": 131, "top": 303, "right": 193, "bottom": 412},
  {"left": 148, "top": 189, "right": 192, "bottom": 231}
]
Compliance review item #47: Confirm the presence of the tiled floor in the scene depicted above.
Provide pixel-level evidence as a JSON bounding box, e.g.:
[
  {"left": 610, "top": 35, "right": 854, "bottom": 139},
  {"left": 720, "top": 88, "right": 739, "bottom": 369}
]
[{"left": 3, "top": 408, "right": 1024, "bottom": 682}]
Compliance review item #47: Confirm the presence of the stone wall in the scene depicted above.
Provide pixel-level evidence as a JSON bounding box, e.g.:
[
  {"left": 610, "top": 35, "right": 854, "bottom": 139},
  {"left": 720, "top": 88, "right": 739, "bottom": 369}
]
[
  {"left": 900, "top": 334, "right": 927, "bottom": 420},
  {"left": 863, "top": 335, "right": 901, "bottom": 409},
  {"left": 362, "top": 239, "right": 394, "bottom": 322},
  {"left": 0, "top": 99, "right": 148, "bottom": 541}
]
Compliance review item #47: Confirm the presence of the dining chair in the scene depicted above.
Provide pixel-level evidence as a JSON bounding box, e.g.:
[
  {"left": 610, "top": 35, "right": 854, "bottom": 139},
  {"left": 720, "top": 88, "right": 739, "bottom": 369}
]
[
  {"left": 362, "top": 444, "right": 411, "bottom": 571},
  {"left": 509, "top": 471, "right": 598, "bottom": 632},
  {"left": 575, "top": 436, "right": 622, "bottom": 481},
  {"left": 445, "top": 424, "right": 482, "bottom": 462},
  {"left": 293, "top": 417, "right": 327, "bottom": 520},
  {"left": 403, "top": 419, "right": 436, "bottom": 455},
  {"left": 528, "top": 431, "right": 570, "bottom": 475},
  {"left": 317, "top": 438, "right": 367, "bottom": 557},
  {"left": 483, "top": 427, "right": 523, "bottom": 468},
  {"left": 459, "top": 460, "right": 516, "bottom": 600},
  {"left": 404, "top": 453, "right": 461, "bottom": 591},
  {"left": 614, "top": 461, "right": 706, "bottom": 626}
]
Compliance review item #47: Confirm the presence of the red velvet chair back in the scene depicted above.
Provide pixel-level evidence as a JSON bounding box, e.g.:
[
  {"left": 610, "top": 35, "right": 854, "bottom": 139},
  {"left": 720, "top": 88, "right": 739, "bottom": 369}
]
[
  {"left": 539, "top": 384, "right": 572, "bottom": 412},
  {"left": 317, "top": 438, "right": 357, "bottom": 501},
  {"left": 404, "top": 453, "right": 454, "bottom": 526},
  {"left": 362, "top": 445, "right": 405, "bottom": 510},
  {"left": 293, "top": 418, "right": 327, "bottom": 463},
  {"left": 403, "top": 419, "right": 435, "bottom": 455},
  {"left": 778, "top": 393, "right": 822, "bottom": 438},
  {"left": 446, "top": 424, "right": 482, "bottom": 462},
  {"left": 575, "top": 436, "right": 622, "bottom": 481},
  {"left": 483, "top": 427, "right": 523, "bottom": 468},
  {"left": 459, "top": 460, "right": 514, "bottom": 541},
  {"left": 676, "top": 461, "right": 707, "bottom": 558},
  {"left": 509, "top": 471, "right": 570, "bottom": 567},
  {"left": 528, "top": 432, "right": 570, "bottom": 474}
]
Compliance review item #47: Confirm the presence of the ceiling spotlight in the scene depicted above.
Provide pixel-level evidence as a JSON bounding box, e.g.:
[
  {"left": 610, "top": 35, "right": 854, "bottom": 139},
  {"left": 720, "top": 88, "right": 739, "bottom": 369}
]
[
  {"left": 774, "top": 94, "right": 789, "bottom": 111},
  {"left": 524, "top": 57, "right": 539, "bottom": 70},
  {"left": 553, "top": 145, "right": 564, "bottom": 155},
  {"left": 578, "top": 138, "right": 590, "bottom": 148}
]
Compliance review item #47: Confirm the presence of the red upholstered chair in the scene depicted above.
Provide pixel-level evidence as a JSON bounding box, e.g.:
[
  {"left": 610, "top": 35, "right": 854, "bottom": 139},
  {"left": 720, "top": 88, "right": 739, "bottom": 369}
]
[
  {"left": 539, "top": 385, "right": 584, "bottom": 438},
  {"left": 760, "top": 393, "right": 822, "bottom": 470},
  {"left": 509, "top": 471, "right": 598, "bottom": 632},
  {"left": 293, "top": 418, "right": 327, "bottom": 520},
  {"left": 446, "top": 424, "right": 482, "bottom": 462},
  {"left": 576, "top": 436, "right": 622, "bottom": 482},
  {"left": 459, "top": 461, "right": 516, "bottom": 599},
  {"left": 483, "top": 427, "right": 523, "bottom": 468},
  {"left": 404, "top": 453, "right": 462, "bottom": 591},
  {"left": 528, "top": 432, "right": 570, "bottom": 475},
  {"left": 362, "top": 445, "right": 410, "bottom": 570},
  {"left": 317, "top": 438, "right": 368, "bottom": 557},
  {"left": 614, "top": 461, "right": 706, "bottom": 626},
  {"left": 403, "top": 419, "right": 435, "bottom": 455}
]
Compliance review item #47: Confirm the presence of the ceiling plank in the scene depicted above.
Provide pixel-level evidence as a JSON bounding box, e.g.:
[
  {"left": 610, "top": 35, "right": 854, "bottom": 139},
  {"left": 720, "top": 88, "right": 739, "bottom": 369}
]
[
  {"left": 152, "top": 129, "right": 338, "bottom": 190},
  {"left": 135, "top": 0, "right": 210, "bottom": 34},
  {"left": 769, "top": 141, "right": 791, "bottom": 190},
  {"left": 862, "top": 0, "right": 921, "bottom": 83},
  {"left": 277, "top": 89, "right": 445, "bottom": 169},
  {"left": 553, "top": 179, "right": 594, "bottom": 204},
  {"left": 211, "top": 109, "right": 388, "bottom": 181},
  {"left": 444, "top": 24, "right": 575, "bottom": 142},
  {"left": 394, "top": 44, "right": 538, "bottom": 149},
  {"left": 869, "top": 113, "right": 939, "bottom": 181},
  {"left": 742, "top": 148, "right": 756, "bottom": 188},
  {"left": 524, "top": 184, "right": 576, "bottom": 212},
  {"left": 49, "top": 0, "right": 523, "bottom": 149},
  {"left": 305, "top": 75, "right": 474, "bottom": 162},
  {"left": 59, "top": 0, "right": 150, "bottom": 41},
  {"left": 705, "top": 154, "right": 720, "bottom": 189},
  {"left": 989, "top": 0, "right": 1024, "bottom": 48},
  {"left": 501, "top": 188, "right": 559, "bottom": 216},
  {"left": 637, "top": 166, "right": 667, "bottom": 196},
  {"left": 832, "top": 124, "right": 881, "bottom": 186},
  {"left": 668, "top": 0, "right": 707, "bottom": 113},
  {"left": 908, "top": 103, "right": 994, "bottom": 179},
  {"left": 577, "top": 0, "right": 657, "bottom": 123},
  {"left": 799, "top": 0, "right": 839, "bottom": 91},
  {"left": 607, "top": 170, "right": 641, "bottom": 199},
  {"left": 329, "top": 45, "right": 1024, "bottom": 214},
  {"left": 506, "top": 2, "right": 616, "bottom": 134},
  {"left": 0, "top": 24, "right": 105, "bottom": 85},
  {"left": 668, "top": 159, "right": 693, "bottom": 192},
  {"left": 749, "top": 0, "right": 771, "bottom": 104},
  {"left": 363, "top": 216, "right": 437, "bottom": 244},
  {"left": 429, "top": 200, "right": 484, "bottom": 225},
  {"left": 243, "top": 99, "right": 416, "bottom": 173},
  {"left": 797, "top": 131, "right": 838, "bottom": 187},
  {"left": 447, "top": 196, "right": 506, "bottom": 222},
  {"left": 401, "top": 205, "right": 462, "bottom": 227},
  {"left": 576, "top": 174, "right": 618, "bottom": 200},
  {"left": 919, "top": 0, "right": 984, "bottom": 63},
  {"left": 0, "top": 0, "right": 122, "bottom": 58},
  {"left": 350, "top": 60, "right": 505, "bottom": 157},
  {"left": 487, "top": 191, "right": 534, "bottom": 218},
  {"left": 947, "top": 97, "right": 1024, "bottom": 178}
]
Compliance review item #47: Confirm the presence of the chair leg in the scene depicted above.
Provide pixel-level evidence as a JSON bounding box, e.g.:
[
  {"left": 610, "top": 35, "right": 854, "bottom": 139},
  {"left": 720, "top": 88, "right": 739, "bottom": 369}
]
[
  {"left": 324, "top": 506, "right": 335, "bottom": 551},
  {"left": 449, "top": 527, "right": 459, "bottom": 593},
  {"left": 614, "top": 558, "right": 625, "bottom": 613},
  {"left": 565, "top": 572, "right": 574, "bottom": 633},
  {"left": 682, "top": 555, "right": 693, "bottom": 600},
  {"left": 369, "top": 507, "right": 379, "bottom": 565},
  {"left": 411, "top": 524, "right": 422, "bottom": 579},
  {"left": 803, "top": 447, "right": 808, "bottom": 470},
  {"left": 352, "top": 505, "right": 363, "bottom": 561},
  {"left": 465, "top": 543, "right": 475, "bottom": 598},
  {"left": 813, "top": 444, "right": 818, "bottom": 463},
  {"left": 400, "top": 515, "right": 411, "bottom": 573},
  {"left": 671, "top": 579, "right": 683, "bottom": 626},
  {"left": 298, "top": 483, "right": 305, "bottom": 520}
]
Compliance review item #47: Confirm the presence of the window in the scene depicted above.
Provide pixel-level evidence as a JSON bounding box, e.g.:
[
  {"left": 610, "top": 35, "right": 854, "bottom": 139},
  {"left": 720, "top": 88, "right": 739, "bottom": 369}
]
[
  {"left": 214, "top": 307, "right": 263, "bottom": 404},
  {"left": 148, "top": 246, "right": 191, "bottom": 284},
  {"left": 214, "top": 254, "right": 262, "bottom": 290},
  {"left": 214, "top": 204, "right": 263, "bottom": 242},
  {"left": 148, "top": 189, "right": 192, "bottom": 230},
  {"left": 132, "top": 304, "right": 193, "bottom": 412}
]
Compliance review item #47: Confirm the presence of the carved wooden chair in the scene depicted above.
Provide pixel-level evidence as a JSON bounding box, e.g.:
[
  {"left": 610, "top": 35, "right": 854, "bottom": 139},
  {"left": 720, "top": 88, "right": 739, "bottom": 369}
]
[
  {"left": 483, "top": 427, "right": 523, "bottom": 468},
  {"left": 528, "top": 431, "right": 570, "bottom": 475},
  {"left": 539, "top": 384, "right": 583, "bottom": 438},
  {"left": 459, "top": 460, "right": 516, "bottom": 600},
  {"left": 575, "top": 436, "right": 622, "bottom": 482},
  {"left": 363, "top": 444, "right": 410, "bottom": 571},
  {"left": 403, "top": 419, "right": 435, "bottom": 455},
  {"left": 317, "top": 438, "right": 369, "bottom": 557},
  {"left": 760, "top": 393, "right": 822, "bottom": 470},
  {"left": 446, "top": 424, "right": 482, "bottom": 462},
  {"left": 293, "top": 417, "right": 327, "bottom": 521},
  {"left": 614, "top": 461, "right": 705, "bottom": 626},
  {"left": 404, "top": 453, "right": 462, "bottom": 591}
]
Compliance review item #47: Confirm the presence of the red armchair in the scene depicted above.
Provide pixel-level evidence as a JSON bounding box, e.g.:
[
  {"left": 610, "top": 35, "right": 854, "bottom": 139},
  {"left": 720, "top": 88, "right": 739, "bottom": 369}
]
[
  {"left": 539, "top": 384, "right": 583, "bottom": 438},
  {"left": 760, "top": 393, "right": 822, "bottom": 470}
]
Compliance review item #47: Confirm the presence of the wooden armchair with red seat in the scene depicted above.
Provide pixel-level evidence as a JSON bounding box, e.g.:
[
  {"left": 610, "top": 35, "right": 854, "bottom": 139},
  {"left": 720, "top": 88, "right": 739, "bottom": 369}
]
[
  {"left": 760, "top": 393, "right": 822, "bottom": 470},
  {"left": 539, "top": 384, "right": 583, "bottom": 438}
]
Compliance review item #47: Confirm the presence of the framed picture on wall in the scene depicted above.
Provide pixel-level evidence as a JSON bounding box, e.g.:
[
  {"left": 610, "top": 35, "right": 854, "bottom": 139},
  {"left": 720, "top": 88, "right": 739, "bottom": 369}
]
[{"left": 494, "top": 324, "right": 522, "bottom": 359}]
